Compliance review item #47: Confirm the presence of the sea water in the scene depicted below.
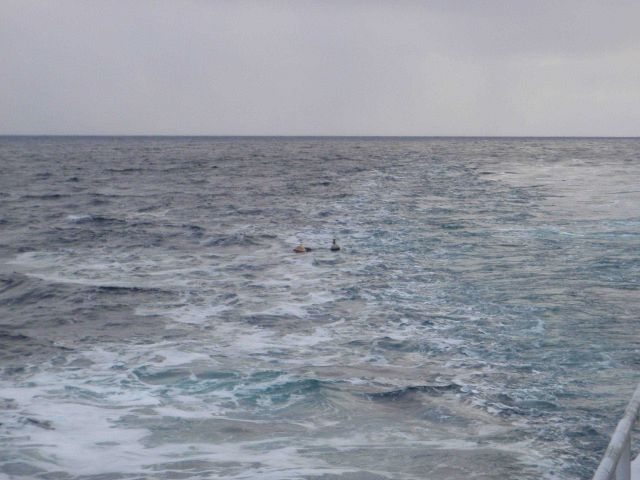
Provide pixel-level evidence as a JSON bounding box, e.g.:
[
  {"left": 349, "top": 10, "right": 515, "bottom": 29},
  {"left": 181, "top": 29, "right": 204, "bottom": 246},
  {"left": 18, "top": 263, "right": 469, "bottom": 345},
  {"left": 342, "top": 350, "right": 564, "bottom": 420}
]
[{"left": 1, "top": 136, "right": 639, "bottom": 479}]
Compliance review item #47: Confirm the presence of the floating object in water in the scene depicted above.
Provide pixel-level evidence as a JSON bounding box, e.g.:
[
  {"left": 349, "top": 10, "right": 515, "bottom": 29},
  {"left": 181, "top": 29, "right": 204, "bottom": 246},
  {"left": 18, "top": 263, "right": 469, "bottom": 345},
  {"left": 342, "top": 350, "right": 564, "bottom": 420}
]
[
  {"left": 293, "top": 244, "right": 307, "bottom": 253},
  {"left": 331, "top": 239, "right": 340, "bottom": 251}
]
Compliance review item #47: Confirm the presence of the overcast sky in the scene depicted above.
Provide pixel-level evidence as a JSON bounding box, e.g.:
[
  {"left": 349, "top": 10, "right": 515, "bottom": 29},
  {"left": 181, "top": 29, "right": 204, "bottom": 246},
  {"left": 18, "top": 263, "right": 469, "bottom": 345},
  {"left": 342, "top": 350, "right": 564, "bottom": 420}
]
[{"left": 1, "top": 1, "right": 639, "bottom": 136}]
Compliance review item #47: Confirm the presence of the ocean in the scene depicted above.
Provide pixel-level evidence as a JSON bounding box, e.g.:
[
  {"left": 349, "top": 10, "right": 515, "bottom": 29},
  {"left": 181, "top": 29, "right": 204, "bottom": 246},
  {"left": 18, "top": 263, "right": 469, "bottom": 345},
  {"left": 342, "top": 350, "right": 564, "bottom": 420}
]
[{"left": 1, "top": 136, "right": 639, "bottom": 479}]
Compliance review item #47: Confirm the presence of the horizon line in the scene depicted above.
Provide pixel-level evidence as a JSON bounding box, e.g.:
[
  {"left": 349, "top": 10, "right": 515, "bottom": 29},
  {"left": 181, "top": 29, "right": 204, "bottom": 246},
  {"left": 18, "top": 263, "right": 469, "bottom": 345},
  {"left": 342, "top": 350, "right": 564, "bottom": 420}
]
[{"left": 1, "top": 134, "right": 639, "bottom": 139}]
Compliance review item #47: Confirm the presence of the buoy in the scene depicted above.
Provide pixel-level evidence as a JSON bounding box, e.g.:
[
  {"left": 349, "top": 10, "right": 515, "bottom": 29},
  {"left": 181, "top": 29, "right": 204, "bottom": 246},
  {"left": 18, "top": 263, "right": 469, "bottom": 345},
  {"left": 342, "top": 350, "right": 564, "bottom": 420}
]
[
  {"left": 330, "top": 239, "right": 340, "bottom": 251},
  {"left": 293, "top": 244, "right": 307, "bottom": 253}
]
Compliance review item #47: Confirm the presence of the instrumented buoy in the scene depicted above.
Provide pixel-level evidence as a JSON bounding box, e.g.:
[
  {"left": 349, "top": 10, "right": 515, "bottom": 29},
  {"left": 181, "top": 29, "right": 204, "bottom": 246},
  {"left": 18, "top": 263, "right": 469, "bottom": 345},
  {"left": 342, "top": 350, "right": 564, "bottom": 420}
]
[{"left": 331, "top": 239, "right": 340, "bottom": 251}]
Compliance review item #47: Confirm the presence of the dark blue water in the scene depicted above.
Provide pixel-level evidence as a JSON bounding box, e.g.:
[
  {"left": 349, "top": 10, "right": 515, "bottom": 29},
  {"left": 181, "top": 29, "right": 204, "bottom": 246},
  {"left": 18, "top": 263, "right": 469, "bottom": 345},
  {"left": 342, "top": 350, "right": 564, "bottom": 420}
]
[{"left": 1, "top": 136, "right": 639, "bottom": 479}]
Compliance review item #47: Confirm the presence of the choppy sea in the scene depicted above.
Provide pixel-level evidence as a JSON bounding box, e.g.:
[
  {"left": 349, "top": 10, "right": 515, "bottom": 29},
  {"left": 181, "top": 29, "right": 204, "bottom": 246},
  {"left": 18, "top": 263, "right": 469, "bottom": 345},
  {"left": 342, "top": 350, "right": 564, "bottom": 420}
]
[{"left": 1, "top": 136, "right": 639, "bottom": 479}]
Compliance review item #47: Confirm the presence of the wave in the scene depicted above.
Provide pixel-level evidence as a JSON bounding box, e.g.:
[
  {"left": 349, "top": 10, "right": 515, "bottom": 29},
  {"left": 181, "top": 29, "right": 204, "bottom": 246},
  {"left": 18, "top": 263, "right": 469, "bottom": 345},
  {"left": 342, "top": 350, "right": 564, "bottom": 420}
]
[
  {"left": 66, "top": 214, "right": 126, "bottom": 225},
  {"left": 105, "top": 168, "right": 145, "bottom": 173},
  {"left": 365, "top": 383, "right": 462, "bottom": 401},
  {"left": 201, "top": 233, "right": 276, "bottom": 247},
  {"left": 21, "top": 193, "right": 66, "bottom": 200},
  {"left": 132, "top": 366, "right": 332, "bottom": 406}
]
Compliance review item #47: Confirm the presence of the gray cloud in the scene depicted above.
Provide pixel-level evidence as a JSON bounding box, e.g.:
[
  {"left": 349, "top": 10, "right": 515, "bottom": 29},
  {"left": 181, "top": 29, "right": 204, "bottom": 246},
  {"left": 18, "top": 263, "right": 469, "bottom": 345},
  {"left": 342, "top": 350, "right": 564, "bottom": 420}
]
[{"left": 1, "top": 0, "right": 639, "bottom": 135}]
